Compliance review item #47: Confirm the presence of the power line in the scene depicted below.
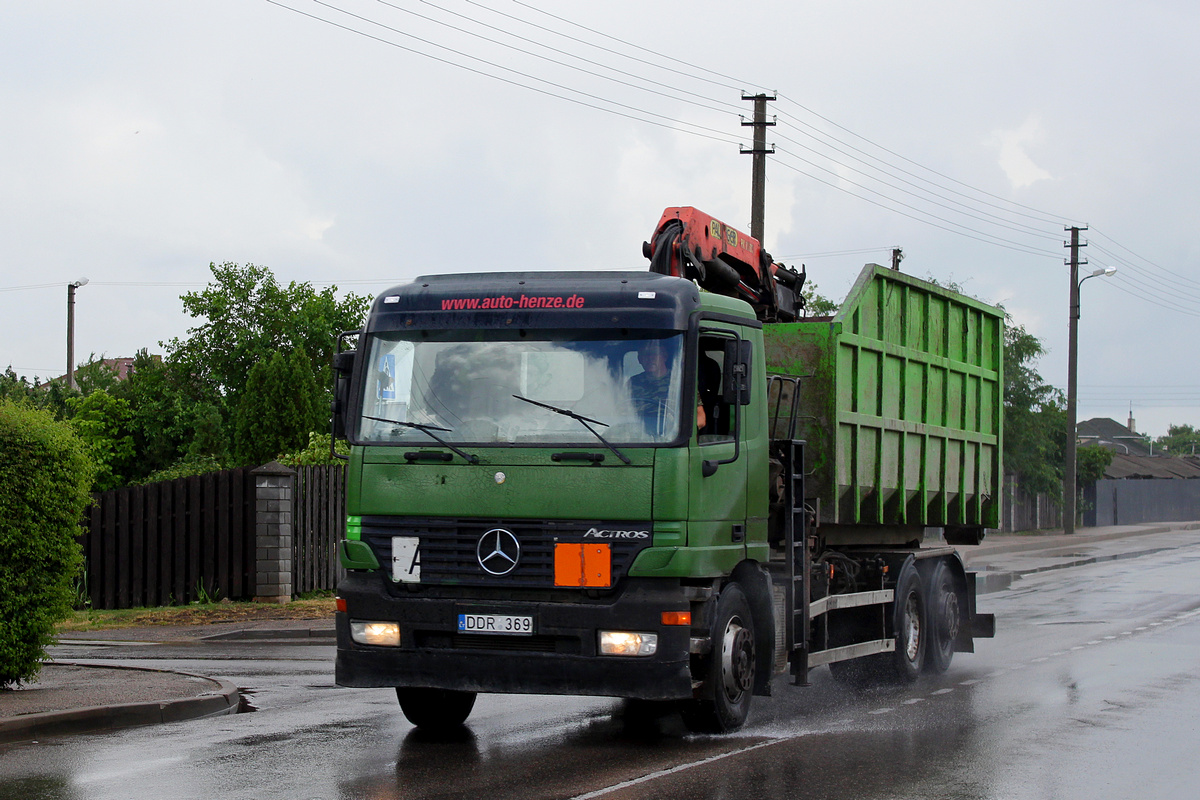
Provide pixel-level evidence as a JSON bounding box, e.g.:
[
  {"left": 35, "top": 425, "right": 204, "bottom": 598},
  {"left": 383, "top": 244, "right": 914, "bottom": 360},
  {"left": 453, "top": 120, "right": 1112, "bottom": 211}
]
[
  {"left": 771, "top": 135, "right": 1062, "bottom": 244},
  {"left": 259, "top": 0, "right": 1191, "bottom": 304},
  {"left": 773, "top": 123, "right": 1063, "bottom": 241},
  {"left": 264, "top": 1, "right": 744, "bottom": 146},
  {"left": 0, "top": 282, "right": 65, "bottom": 292},
  {"left": 774, "top": 97, "right": 1072, "bottom": 228},
  {"left": 777, "top": 247, "right": 895, "bottom": 260},
  {"left": 1090, "top": 227, "right": 1200, "bottom": 291},
  {"left": 769, "top": 151, "right": 1059, "bottom": 258},
  {"left": 503, "top": 0, "right": 764, "bottom": 94},
  {"left": 371, "top": 0, "right": 744, "bottom": 119}
]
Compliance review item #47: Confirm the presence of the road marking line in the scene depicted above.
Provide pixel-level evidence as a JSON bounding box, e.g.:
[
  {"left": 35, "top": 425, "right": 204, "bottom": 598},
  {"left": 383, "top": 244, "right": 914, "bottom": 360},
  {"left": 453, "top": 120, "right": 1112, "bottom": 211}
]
[
  {"left": 869, "top": 708, "right": 894, "bottom": 715},
  {"left": 902, "top": 698, "right": 924, "bottom": 705},
  {"left": 931, "top": 688, "right": 954, "bottom": 695},
  {"left": 959, "top": 679, "right": 980, "bottom": 686},
  {"left": 568, "top": 738, "right": 781, "bottom": 799}
]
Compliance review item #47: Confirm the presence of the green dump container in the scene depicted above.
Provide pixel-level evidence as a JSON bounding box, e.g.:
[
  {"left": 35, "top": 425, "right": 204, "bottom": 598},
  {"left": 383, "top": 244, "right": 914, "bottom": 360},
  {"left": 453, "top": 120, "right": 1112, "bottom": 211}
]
[{"left": 765, "top": 264, "right": 1004, "bottom": 537}]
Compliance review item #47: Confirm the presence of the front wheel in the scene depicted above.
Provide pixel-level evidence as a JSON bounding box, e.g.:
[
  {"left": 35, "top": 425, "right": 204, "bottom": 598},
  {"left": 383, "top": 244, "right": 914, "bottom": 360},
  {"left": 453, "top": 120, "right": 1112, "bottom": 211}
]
[
  {"left": 681, "top": 583, "right": 756, "bottom": 733},
  {"left": 396, "top": 687, "right": 477, "bottom": 732}
]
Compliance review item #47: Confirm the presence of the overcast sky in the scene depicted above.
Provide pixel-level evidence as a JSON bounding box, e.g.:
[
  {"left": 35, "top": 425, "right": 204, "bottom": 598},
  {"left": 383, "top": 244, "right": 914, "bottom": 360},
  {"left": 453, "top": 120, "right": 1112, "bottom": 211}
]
[{"left": 3, "top": 0, "right": 1198, "bottom": 440}]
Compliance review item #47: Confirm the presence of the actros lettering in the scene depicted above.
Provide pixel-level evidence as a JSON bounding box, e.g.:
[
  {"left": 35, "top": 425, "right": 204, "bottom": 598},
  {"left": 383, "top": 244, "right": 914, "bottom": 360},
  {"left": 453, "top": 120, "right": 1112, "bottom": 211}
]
[{"left": 583, "top": 527, "right": 650, "bottom": 539}]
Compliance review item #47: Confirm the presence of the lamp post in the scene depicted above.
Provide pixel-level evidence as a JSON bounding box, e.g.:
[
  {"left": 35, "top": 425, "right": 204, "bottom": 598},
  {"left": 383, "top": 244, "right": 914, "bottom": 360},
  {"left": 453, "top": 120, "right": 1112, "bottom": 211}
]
[
  {"left": 1064, "top": 260, "right": 1116, "bottom": 534},
  {"left": 66, "top": 277, "right": 89, "bottom": 391}
]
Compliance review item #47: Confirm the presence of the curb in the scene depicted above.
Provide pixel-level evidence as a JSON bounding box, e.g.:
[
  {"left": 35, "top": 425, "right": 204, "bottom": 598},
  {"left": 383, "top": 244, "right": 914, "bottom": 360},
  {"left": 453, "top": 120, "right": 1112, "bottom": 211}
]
[
  {"left": 970, "top": 522, "right": 1200, "bottom": 559},
  {"left": 200, "top": 627, "right": 335, "bottom": 642},
  {"left": 971, "top": 524, "right": 1200, "bottom": 594},
  {"left": 0, "top": 663, "right": 239, "bottom": 743}
]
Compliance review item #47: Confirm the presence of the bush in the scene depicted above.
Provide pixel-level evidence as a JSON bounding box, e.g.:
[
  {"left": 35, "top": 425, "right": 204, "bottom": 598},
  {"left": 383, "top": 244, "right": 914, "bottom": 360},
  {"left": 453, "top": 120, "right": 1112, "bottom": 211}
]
[
  {"left": 0, "top": 401, "right": 96, "bottom": 688},
  {"left": 278, "top": 431, "right": 348, "bottom": 466}
]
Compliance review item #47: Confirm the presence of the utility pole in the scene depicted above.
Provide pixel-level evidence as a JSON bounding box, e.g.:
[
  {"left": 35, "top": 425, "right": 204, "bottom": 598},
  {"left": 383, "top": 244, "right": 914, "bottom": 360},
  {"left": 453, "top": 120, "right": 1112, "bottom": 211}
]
[
  {"left": 66, "top": 277, "right": 89, "bottom": 391},
  {"left": 1063, "top": 226, "right": 1087, "bottom": 535},
  {"left": 741, "top": 93, "right": 776, "bottom": 243},
  {"left": 891, "top": 247, "right": 904, "bottom": 271}
]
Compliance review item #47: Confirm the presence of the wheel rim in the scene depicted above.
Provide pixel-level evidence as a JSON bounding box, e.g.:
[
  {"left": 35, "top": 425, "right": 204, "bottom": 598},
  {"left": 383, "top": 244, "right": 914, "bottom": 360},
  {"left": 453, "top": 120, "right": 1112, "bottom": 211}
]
[
  {"left": 720, "top": 615, "right": 754, "bottom": 702},
  {"left": 939, "top": 586, "right": 961, "bottom": 642},
  {"left": 903, "top": 593, "right": 921, "bottom": 662}
]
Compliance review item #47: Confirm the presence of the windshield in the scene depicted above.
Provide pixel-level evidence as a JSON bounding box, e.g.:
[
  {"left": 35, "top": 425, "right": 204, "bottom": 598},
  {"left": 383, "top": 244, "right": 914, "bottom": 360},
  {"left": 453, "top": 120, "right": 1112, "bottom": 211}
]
[{"left": 356, "top": 330, "right": 684, "bottom": 446}]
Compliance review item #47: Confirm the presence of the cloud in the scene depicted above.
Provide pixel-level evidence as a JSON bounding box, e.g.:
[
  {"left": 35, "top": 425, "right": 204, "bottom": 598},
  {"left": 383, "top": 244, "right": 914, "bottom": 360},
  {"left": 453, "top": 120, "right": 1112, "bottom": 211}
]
[{"left": 989, "top": 117, "right": 1053, "bottom": 189}]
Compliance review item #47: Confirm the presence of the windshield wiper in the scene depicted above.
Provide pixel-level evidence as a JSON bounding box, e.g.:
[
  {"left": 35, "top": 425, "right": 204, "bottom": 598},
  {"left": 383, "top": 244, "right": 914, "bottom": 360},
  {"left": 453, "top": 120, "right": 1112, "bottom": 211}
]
[
  {"left": 362, "top": 415, "right": 479, "bottom": 464},
  {"left": 511, "top": 395, "right": 631, "bottom": 465}
]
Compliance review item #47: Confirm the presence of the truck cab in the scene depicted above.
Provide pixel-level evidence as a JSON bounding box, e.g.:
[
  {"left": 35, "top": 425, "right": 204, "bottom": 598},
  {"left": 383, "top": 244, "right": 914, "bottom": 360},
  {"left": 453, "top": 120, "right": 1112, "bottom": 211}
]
[{"left": 334, "top": 271, "right": 773, "bottom": 731}]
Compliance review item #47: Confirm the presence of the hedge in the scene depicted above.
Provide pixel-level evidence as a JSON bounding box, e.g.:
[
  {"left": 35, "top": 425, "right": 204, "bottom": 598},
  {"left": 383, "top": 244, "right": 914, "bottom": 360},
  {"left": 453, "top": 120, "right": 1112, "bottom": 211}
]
[{"left": 0, "top": 400, "right": 96, "bottom": 688}]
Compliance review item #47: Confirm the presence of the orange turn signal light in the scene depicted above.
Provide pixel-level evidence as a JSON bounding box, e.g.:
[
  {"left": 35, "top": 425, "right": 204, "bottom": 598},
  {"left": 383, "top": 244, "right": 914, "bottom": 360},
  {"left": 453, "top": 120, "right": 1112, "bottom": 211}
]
[
  {"left": 661, "top": 611, "right": 691, "bottom": 626},
  {"left": 335, "top": 597, "right": 348, "bottom": 613}
]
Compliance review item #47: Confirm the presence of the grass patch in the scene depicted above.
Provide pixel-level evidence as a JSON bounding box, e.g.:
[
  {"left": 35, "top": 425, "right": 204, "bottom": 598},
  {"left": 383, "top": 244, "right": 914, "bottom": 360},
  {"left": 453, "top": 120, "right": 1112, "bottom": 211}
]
[{"left": 58, "top": 597, "right": 336, "bottom": 631}]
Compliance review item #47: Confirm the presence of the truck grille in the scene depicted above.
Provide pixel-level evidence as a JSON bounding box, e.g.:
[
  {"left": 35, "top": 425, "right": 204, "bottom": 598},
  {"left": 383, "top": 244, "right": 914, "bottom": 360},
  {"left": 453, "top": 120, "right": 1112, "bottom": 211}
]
[{"left": 359, "top": 516, "right": 653, "bottom": 589}]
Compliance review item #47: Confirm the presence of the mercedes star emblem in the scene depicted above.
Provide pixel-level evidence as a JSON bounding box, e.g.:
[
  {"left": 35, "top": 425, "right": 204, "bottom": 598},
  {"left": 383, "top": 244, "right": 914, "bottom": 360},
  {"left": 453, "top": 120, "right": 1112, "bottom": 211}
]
[{"left": 476, "top": 528, "right": 521, "bottom": 576}]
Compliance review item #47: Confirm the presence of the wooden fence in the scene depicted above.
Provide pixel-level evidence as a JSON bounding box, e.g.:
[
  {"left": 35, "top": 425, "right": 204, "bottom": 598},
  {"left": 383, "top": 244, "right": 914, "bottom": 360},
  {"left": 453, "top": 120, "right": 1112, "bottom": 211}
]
[
  {"left": 81, "top": 464, "right": 346, "bottom": 609},
  {"left": 1001, "top": 473, "right": 1062, "bottom": 532},
  {"left": 81, "top": 468, "right": 256, "bottom": 608},
  {"left": 292, "top": 465, "right": 346, "bottom": 595}
]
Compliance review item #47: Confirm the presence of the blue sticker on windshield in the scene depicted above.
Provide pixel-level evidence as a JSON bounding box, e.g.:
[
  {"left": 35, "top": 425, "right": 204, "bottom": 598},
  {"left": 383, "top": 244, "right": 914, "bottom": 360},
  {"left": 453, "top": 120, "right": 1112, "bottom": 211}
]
[{"left": 377, "top": 354, "right": 396, "bottom": 400}]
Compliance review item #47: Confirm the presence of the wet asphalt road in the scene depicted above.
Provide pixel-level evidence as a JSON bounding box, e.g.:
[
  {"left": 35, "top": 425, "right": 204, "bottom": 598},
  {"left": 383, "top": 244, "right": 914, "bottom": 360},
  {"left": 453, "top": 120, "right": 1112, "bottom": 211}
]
[{"left": 3, "top": 536, "right": 1200, "bottom": 800}]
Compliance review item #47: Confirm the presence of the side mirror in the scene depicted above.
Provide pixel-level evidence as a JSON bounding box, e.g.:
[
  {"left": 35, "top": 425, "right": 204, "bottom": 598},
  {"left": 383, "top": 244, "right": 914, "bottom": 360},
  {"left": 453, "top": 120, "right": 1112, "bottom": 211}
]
[
  {"left": 721, "top": 340, "right": 752, "bottom": 406},
  {"left": 331, "top": 340, "right": 359, "bottom": 447}
]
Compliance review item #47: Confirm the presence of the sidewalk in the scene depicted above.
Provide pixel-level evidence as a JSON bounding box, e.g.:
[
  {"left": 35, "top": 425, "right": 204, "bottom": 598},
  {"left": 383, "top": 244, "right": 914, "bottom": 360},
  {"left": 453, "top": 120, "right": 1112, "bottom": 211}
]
[
  {"left": 0, "top": 619, "right": 335, "bottom": 744},
  {"left": 3, "top": 521, "right": 1198, "bottom": 744},
  {"left": 958, "top": 520, "right": 1200, "bottom": 593}
]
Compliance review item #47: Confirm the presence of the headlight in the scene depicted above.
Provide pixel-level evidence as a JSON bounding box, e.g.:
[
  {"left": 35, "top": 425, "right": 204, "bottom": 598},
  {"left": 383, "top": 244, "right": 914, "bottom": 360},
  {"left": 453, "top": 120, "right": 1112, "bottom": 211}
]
[
  {"left": 350, "top": 621, "right": 401, "bottom": 646},
  {"left": 598, "top": 631, "right": 658, "bottom": 656}
]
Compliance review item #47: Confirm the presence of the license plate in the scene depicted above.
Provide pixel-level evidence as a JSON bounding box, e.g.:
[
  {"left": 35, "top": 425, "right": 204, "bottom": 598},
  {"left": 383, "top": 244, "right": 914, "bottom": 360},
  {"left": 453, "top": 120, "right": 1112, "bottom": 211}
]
[{"left": 457, "top": 614, "right": 534, "bottom": 636}]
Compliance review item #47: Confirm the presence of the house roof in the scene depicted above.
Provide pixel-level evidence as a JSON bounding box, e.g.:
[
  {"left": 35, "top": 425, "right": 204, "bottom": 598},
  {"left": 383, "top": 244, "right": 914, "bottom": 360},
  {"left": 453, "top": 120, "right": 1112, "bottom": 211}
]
[
  {"left": 1076, "top": 417, "right": 1153, "bottom": 456},
  {"left": 1103, "top": 453, "right": 1200, "bottom": 479}
]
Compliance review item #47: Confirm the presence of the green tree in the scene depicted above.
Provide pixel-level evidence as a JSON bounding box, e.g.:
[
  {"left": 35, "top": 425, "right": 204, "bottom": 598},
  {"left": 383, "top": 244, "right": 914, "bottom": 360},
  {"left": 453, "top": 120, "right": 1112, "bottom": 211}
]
[
  {"left": 1076, "top": 444, "right": 1114, "bottom": 487},
  {"left": 110, "top": 350, "right": 193, "bottom": 481},
  {"left": 67, "top": 390, "right": 136, "bottom": 492},
  {"left": 0, "top": 401, "right": 96, "bottom": 687},
  {"left": 278, "top": 431, "right": 349, "bottom": 466},
  {"left": 1003, "top": 319, "right": 1066, "bottom": 497},
  {"left": 1156, "top": 424, "right": 1200, "bottom": 456},
  {"left": 800, "top": 280, "right": 839, "bottom": 316},
  {"left": 232, "top": 347, "right": 326, "bottom": 465},
  {"left": 163, "top": 262, "right": 369, "bottom": 411}
]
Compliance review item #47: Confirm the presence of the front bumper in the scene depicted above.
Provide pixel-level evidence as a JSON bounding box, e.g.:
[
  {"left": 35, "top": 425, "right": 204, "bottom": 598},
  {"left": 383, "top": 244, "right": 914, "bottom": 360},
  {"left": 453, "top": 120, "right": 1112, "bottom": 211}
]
[{"left": 334, "top": 573, "right": 694, "bottom": 700}]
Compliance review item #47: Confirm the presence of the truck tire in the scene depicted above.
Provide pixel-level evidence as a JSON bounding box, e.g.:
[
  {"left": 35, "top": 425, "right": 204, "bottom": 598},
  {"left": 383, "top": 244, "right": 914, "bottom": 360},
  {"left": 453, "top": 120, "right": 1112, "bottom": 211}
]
[
  {"left": 829, "top": 561, "right": 926, "bottom": 687},
  {"left": 924, "top": 561, "right": 960, "bottom": 674},
  {"left": 887, "top": 561, "right": 927, "bottom": 682},
  {"left": 681, "top": 583, "right": 755, "bottom": 733},
  {"left": 396, "top": 687, "right": 477, "bottom": 732}
]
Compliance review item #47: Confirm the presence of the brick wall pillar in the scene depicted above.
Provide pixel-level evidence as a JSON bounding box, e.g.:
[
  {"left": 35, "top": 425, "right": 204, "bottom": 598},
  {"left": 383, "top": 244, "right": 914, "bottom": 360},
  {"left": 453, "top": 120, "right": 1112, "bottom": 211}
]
[{"left": 252, "top": 461, "right": 295, "bottom": 604}]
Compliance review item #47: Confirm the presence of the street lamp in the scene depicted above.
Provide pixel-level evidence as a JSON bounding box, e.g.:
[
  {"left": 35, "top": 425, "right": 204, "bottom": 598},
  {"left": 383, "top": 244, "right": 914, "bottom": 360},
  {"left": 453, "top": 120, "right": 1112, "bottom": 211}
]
[
  {"left": 66, "top": 277, "right": 89, "bottom": 391},
  {"left": 1064, "top": 263, "right": 1116, "bottom": 534}
]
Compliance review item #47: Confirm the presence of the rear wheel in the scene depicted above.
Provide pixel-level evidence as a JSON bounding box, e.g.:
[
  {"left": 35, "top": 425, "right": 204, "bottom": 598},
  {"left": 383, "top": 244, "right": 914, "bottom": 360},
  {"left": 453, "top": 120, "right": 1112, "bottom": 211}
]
[
  {"left": 681, "top": 583, "right": 756, "bottom": 733},
  {"left": 396, "top": 687, "right": 477, "bottom": 732},
  {"left": 887, "top": 561, "right": 927, "bottom": 682},
  {"left": 828, "top": 561, "right": 926, "bottom": 686},
  {"left": 924, "top": 561, "right": 961, "bottom": 674}
]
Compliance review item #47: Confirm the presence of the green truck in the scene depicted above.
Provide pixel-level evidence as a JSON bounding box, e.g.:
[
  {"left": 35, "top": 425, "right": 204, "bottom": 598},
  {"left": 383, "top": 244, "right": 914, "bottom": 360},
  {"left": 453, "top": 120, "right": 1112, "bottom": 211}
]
[{"left": 332, "top": 208, "right": 1000, "bottom": 732}]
